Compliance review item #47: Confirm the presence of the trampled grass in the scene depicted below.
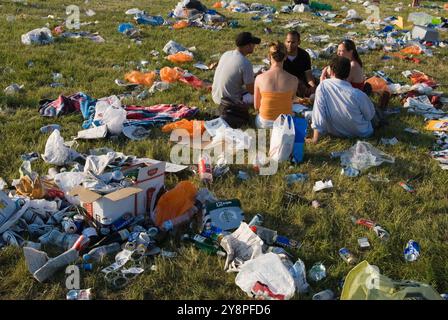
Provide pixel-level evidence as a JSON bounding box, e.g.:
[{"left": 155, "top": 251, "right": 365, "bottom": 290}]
[{"left": 0, "top": 0, "right": 447, "bottom": 300}]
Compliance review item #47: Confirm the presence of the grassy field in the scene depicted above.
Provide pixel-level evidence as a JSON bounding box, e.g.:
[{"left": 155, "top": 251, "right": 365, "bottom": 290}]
[{"left": 0, "top": 0, "right": 447, "bottom": 300}]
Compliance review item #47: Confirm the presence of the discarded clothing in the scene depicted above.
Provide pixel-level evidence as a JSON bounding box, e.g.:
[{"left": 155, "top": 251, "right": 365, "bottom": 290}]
[
  {"left": 39, "top": 92, "right": 96, "bottom": 117},
  {"left": 124, "top": 104, "right": 199, "bottom": 127}
]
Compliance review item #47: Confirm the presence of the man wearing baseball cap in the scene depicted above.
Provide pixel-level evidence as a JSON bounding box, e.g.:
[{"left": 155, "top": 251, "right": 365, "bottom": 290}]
[{"left": 212, "top": 32, "right": 261, "bottom": 128}]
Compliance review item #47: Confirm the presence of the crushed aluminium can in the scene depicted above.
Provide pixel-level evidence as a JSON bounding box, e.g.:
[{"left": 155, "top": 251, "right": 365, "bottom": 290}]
[
  {"left": 399, "top": 182, "right": 415, "bottom": 193},
  {"left": 404, "top": 240, "right": 420, "bottom": 262}
]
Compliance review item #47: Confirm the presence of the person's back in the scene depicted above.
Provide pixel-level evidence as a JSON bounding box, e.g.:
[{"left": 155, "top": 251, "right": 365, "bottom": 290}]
[
  {"left": 315, "top": 79, "right": 374, "bottom": 137},
  {"left": 212, "top": 32, "right": 260, "bottom": 129},
  {"left": 212, "top": 50, "right": 253, "bottom": 105},
  {"left": 309, "top": 56, "right": 375, "bottom": 144},
  {"left": 255, "top": 42, "right": 298, "bottom": 128}
]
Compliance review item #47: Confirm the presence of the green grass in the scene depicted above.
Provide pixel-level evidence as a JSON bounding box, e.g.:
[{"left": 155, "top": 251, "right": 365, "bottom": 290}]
[{"left": 0, "top": 0, "right": 447, "bottom": 300}]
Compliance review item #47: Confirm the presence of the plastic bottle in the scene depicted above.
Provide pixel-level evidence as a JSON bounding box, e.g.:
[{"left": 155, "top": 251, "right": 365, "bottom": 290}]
[
  {"left": 248, "top": 214, "right": 264, "bottom": 227},
  {"left": 90, "top": 229, "right": 130, "bottom": 249},
  {"left": 83, "top": 242, "right": 121, "bottom": 262},
  {"left": 309, "top": 262, "right": 326, "bottom": 282},
  {"left": 339, "top": 248, "right": 356, "bottom": 264},
  {"left": 40, "top": 124, "right": 61, "bottom": 134},
  {"left": 290, "top": 258, "right": 310, "bottom": 294},
  {"left": 313, "top": 289, "right": 334, "bottom": 300},
  {"left": 198, "top": 154, "right": 213, "bottom": 185},
  {"left": 182, "top": 233, "right": 226, "bottom": 256}
]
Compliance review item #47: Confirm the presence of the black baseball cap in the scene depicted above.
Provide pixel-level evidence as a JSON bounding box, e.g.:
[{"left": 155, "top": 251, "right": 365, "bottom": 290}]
[{"left": 235, "top": 32, "right": 261, "bottom": 47}]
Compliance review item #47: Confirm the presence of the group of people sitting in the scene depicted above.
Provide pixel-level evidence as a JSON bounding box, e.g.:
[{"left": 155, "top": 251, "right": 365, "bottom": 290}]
[{"left": 212, "top": 31, "right": 387, "bottom": 144}]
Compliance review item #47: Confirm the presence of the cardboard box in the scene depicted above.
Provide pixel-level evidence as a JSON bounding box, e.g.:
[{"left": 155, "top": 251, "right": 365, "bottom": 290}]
[
  {"left": 411, "top": 26, "right": 440, "bottom": 42},
  {"left": 70, "top": 161, "right": 165, "bottom": 226}
]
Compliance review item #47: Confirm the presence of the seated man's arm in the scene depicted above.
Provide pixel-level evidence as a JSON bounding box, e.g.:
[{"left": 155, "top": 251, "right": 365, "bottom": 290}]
[
  {"left": 308, "top": 84, "right": 327, "bottom": 144},
  {"left": 358, "top": 92, "right": 376, "bottom": 121},
  {"left": 243, "top": 62, "right": 255, "bottom": 95},
  {"left": 254, "top": 78, "right": 261, "bottom": 110}
]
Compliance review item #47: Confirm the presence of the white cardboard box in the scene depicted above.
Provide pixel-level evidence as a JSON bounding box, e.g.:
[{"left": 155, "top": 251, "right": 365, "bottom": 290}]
[{"left": 70, "top": 161, "right": 165, "bottom": 226}]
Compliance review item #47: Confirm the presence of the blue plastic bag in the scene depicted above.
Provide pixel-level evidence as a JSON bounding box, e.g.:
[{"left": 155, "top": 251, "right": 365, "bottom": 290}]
[{"left": 292, "top": 117, "right": 307, "bottom": 163}]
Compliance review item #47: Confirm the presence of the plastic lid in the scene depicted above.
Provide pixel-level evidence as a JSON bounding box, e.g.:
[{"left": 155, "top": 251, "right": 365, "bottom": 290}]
[
  {"left": 82, "top": 263, "right": 93, "bottom": 271},
  {"left": 216, "top": 250, "right": 226, "bottom": 257}
]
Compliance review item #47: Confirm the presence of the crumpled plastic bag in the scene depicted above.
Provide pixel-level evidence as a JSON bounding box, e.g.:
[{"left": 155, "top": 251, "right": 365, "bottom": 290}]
[
  {"left": 340, "top": 141, "right": 395, "bottom": 171},
  {"left": 163, "top": 40, "right": 187, "bottom": 55},
  {"left": 160, "top": 67, "right": 184, "bottom": 83},
  {"left": 235, "top": 253, "right": 296, "bottom": 300},
  {"left": 365, "top": 76, "right": 391, "bottom": 93},
  {"left": 152, "top": 181, "right": 198, "bottom": 229},
  {"left": 205, "top": 127, "right": 253, "bottom": 160},
  {"left": 125, "top": 71, "right": 156, "bottom": 87},
  {"left": 42, "top": 129, "right": 71, "bottom": 166},
  {"left": 84, "top": 152, "right": 116, "bottom": 175},
  {"left": 94, "top": 96, "right": 127, "bottom": 135},
  {"left": 173, "top": 20, "right": 189, "bottom": 29},
  {"left": 220, "top": 222, "right": 264, "bottom": 272},
  {"left": 400, "top": 46, "right": 423, "bottom": 55},
  {"left": 167, "top": 52, "right": 194, "bottom": 63},
  {"left": 161, "top": 119, "right": 205, "bottom": 136},
  {"left": 341, "top": 261, "right": 442, "bottom": 300},
  {"left": 21, "top": 27, "right": 53, "bottom": 45}
]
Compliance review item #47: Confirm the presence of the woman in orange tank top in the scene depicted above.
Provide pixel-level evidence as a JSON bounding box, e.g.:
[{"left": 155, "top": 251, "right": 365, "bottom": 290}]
[{"left": 254, "top": 42, "right": 298, "bottom": 129}]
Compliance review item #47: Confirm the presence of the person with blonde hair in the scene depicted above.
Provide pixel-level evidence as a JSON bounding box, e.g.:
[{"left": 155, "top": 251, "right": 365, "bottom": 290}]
[{"left": 254, "top": 41, "right": 298, "bottom": 129}]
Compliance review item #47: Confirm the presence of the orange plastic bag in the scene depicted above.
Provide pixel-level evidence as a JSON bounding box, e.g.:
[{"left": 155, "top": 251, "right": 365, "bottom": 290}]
[
  {"left": 167, "top": 52, "right": 193, "bottom": 64},
  {"left": 160, "top": 67, "right": 183, "bottom": 83},
  {"left": 125, "top": 71, "right": 156, "bottom": 87},
  {"left": 153, "top": 181, "right": 197, "bottom": 227},
  {"left": 400, "top": 46, "right": 423, "bottom": 55},
  {"left": 365, "top": 76, "right": 390, "bottom": 93},
  {"left": 409, "top": 71, "right": 435, "bottom": 86},
  {"left": 213, "top": 2, "right": 223, "bottom": 8},
  {"left": 162, "top": 119, "right": 205, "bottom": 136},
  {"left": 173, "top": 20, "right": 189, "bottom": 29}
]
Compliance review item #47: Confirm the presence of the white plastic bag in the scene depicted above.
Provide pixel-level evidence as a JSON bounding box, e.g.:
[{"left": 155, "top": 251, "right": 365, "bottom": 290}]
[
  {"left": 21, "top": 27, "right": 53, "bottom": 45},
  {"left": 94, "top": 96, "right": 127, "bottom": 135},
  {"left": 269, "top": 115, "right": 295, "bottom": 162},
  {"left": 340, "top": 141, "right": 395, "bottom": 171},
  {"left": 235, "top": 253, "right": 296, "bottom": 300},
  {"left": 84, "top": 152, "right": 116, "bottom": 175},
  {"left": 42, "top": 129, "right": 70, "bottom": 166},
  {"left": 220, "top": 222, "right": 264, "bottom": 272}
]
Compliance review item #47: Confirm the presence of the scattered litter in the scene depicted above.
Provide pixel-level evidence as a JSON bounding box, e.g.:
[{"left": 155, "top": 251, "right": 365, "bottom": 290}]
[
  {"left": 404, "top": 240, "right": 420, "bottom": 262},
  {"left": 340, "top": 141, "right": 395, "bottom": 171},
  {"left": 313, "top": 180, "right": 333, "bottom": 192},
  {"left": 285, "top": 173, "right": 308, "bottom": 185},
  {"left": 341, "top": 167, "right": 360, "bottom": 177},
  {"left": 4, "top": 84, "right": 24, "bottom": 95},
  {"left": 309, "top": 262, "right": 326, "bottom": 282},
  {"left": 398, "top": 181, "right": 415, "bottom": 193},
  {"left": 380, "top": 137, "right": 399, "bottom": 146}
]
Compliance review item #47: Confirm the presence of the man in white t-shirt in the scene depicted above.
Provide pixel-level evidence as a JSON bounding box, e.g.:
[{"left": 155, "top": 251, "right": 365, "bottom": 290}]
[{"left": 212, "top": 32, "right": 260, "bottom": 128}]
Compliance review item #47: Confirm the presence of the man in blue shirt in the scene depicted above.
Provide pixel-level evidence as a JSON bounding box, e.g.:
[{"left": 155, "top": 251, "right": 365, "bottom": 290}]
[{"left": 308, "top": 56, "right": 376, "bottom": 144}]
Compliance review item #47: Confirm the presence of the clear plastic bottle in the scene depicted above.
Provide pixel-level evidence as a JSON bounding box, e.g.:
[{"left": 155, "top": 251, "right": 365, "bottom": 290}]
[
  {"left": 198, "top": 154, "right": 213, "bottom": 185},
  {"left": 312, "top": 289, "right": 334, "bottom": 300},
  {"left": 309, "top": 262, "right": 326, "bottom": 282},
  {"left": 83, "top": 242, "right": 121, "bottom": 262},
  {"left": 290, "top": 258, "right": 310, "bottom": 294}
]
